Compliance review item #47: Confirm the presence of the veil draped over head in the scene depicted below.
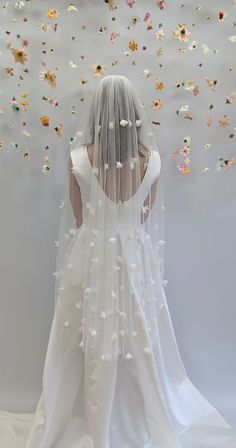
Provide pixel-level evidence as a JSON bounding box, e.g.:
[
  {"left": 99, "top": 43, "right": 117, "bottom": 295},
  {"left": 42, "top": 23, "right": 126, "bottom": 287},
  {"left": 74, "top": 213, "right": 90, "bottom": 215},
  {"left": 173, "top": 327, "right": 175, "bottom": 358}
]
[{"left": 53, "top": 75, "right": 166, "bottom": 361}]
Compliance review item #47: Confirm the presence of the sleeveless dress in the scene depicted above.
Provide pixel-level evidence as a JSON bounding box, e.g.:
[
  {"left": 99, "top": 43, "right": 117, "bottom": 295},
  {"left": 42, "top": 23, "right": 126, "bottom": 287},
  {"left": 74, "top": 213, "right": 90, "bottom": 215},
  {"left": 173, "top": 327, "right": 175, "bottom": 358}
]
[{"left": 1, "top": 145, "right": 236, "bottom": 448}]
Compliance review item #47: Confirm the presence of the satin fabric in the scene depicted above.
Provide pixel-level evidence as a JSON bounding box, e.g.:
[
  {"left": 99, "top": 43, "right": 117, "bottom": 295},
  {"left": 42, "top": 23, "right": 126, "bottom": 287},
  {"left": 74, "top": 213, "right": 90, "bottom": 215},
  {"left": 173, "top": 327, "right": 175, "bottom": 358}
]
[{"left": 1, "top": 146, "right": 236, "bottom": 448}]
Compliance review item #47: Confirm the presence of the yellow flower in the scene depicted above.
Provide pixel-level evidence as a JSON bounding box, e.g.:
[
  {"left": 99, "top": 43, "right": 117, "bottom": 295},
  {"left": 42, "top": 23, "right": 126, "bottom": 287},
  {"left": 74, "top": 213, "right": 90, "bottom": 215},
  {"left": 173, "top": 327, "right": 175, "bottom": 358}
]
[
  {"left": 40, "top": 115, "right": 50, "bottom": 127},
  {"left": 92, "top": 64, "right": 107, "bottom": 77},
  {"left": 47, "top": 8, "right": 60, "bottom": 19},
  {"left": 39, "top": 70, "right": 57, "bottom": 87},
  {"left": 129, "top": 40, "right": 138, "bottom": 51},
  {"left": 172, "top": 24, "right": 190, "bottom": 43},
  {"left": 11, "top": 47, "right": 28, "bottom": 64}
]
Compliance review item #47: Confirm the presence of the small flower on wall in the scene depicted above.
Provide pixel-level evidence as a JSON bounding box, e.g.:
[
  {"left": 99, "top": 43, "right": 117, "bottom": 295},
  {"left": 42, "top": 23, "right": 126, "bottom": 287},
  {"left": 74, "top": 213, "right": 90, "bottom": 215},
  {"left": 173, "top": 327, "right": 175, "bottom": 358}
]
[
  {"left": 151, "top": 100, "right": 162, "bottom": 110},
  {"left": 129, "top": 40, "right": 138, "bottom": 51},
  {"left": 92, "top": 64, "right": 107, "bottom": 77},
  {"left": 104, "top": 0, "right": 117, "bottom": 12},
  {"left": 47, "top": 8, "right": 60, "bottom": 19},
  {"left": 39, "top": 70, "right": 57, "bottom": 87},
  {"left": 172, "top": 24, "right": 190, "bottom": 43},
  {"left": 40, "top": 115, "right": 50, "bottom": 127},
  {"left": 11, "top": 47, "right": 28, "bottom": 64}
]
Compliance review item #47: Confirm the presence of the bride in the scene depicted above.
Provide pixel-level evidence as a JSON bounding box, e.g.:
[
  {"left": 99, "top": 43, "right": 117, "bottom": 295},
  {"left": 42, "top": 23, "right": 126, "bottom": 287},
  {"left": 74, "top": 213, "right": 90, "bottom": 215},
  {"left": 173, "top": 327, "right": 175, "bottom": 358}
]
[{"left": 0, "top": 75, "right": 236, "bottom": 448}]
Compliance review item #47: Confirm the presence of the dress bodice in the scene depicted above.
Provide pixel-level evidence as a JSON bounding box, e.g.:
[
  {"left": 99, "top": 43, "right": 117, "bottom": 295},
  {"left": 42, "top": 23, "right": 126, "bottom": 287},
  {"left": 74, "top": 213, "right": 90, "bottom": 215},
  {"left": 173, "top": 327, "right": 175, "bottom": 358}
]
[{"left": 70, "top": 145, "right": 161, "bottom": 227}]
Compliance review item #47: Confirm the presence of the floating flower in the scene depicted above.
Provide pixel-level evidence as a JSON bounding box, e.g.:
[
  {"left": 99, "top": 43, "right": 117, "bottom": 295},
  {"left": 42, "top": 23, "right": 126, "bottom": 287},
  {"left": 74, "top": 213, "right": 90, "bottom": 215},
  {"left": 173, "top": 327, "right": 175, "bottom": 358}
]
[
  {"left": 129, "top": 16, "right": 141, "bottom": 27},
  {"left": 40, "top": 115, "right": 50, "bottom": 127},
  {"left": 129, "top": 40, "right": 138, "bottom": 51},
  {"left": 151, "top": 100, "right": 162, "bottom": 110},
  {"left": 67, "top": 3, "right": 79, "bottom": 12},
  {"left": 135, "top": 119, "right": 142, "bottom": 127},
  {"left": 126, "top": 0, "right": 135, "bottom": 7},
  {"left": 177, "top": 163, "right": 191, "bottom": 174},
  {"left": 155, "top": 81, "right": 164, "bottom": 90},
  {"left": 155, "top": 29, "right": 165, "bottom": 40},
  {"left": 11, "top": 47, "right": 27, "bottom": 64},
  {"left": 92, "top": 63, "right": 107, "bottom": 77},
  {"left": 15, "top": 1, "right": 25, "bottom": 10},
  {"left": 47, "top": 8, "right": 60, "bottom": 19},
  {"left": 110, "top": 32, "right": 120, "bottom": 44},
  {"left": 218, "top": 10, "right": 227, "bottom": 22},
  {"left": 39, "top": 70, "right": 57, "bottom": 87},
  {"left": 144, "top": 11, "right": 151, "bottom": 21},
  {"left": 55, "top": 123, "right": 63, "bottom": 137},
  {"left": 172, "top": 24, "right": 190, "bottom": 43},
  {"left": 180, "top": 146, "right": 190, "bottom": 157},
  {"left": 106, "top": 0, "right": 117, "bottom": 11}
]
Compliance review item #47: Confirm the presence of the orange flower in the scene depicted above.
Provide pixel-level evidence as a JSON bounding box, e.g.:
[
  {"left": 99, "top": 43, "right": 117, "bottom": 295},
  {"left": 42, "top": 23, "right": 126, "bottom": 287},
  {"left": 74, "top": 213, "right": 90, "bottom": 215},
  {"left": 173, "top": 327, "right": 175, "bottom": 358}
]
[
  {"left": 40, "top": 115, "right": 50, "bottom": 127},
  {"left": 19, "top": 101, "right": 29, "bottom": 107},
  {"left": 151, "top": 100, "right": 162, "bottom": 110},
  {"left": 155, "top": 81, "right": 164, "bottom": 90},
  {"left": 128, "top": 40, "right": 138, "bottom": 51},
  {"left": 11, "top": 47, "right": 28, "bottom": 64},
  {"left": 47, "top": 8, "right": 60, "bottom": 19},
  {"left": 39, "top": 70, "right": 57, "bottom": 87}
]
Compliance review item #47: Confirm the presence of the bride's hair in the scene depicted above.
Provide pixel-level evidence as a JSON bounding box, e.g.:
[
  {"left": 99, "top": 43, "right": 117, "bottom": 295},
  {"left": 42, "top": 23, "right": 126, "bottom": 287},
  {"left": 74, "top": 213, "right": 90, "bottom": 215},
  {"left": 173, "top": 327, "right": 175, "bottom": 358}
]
[{"left": 78, "top": 75, "right": 151, "bottom": 165}]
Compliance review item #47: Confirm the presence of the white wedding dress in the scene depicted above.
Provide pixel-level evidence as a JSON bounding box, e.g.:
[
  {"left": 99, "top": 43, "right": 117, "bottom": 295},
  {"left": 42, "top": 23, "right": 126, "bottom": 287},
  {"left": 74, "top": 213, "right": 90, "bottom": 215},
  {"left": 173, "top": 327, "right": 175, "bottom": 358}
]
[{"left": 1, "top": 145, "right": 236, "bottom": 448}]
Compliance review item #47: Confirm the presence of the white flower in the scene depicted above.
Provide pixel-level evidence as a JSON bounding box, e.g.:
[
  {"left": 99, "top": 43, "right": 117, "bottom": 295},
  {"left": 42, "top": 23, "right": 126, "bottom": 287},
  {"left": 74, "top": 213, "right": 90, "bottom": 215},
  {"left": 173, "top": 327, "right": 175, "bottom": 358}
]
[
  {"left": 116, "top": 161, "right": 123, "bottom": 168},
  {"left": 120, "top": 119, "right": 129, "bottom": 126},
  {"left": 67, "top": 4, "right": 78, "bottom": 12},
  {"left": 85, "top": 287, "right": 92, "bottom": 295},
  {"left": 15, "top": 1, "right": 25, "bottom": 9},
  {"left": 144, "top": 347, "right": 151, "bottom": 354},
  {"left": 109, "top": 121, "right": 114, "bottom": 129},
  {"left": 125, "top": 352, "right": 133, "bottom": 359},
  {"left": 135, "top": 119, "right": 142, "bottom": 127},
  {"left": 158, "top": 239, "right": 166, "bottom": 246},
  {"left": 109, "top": 237, "right": 117, "bottom": 244},
  {"left": 130, "top": 263, "right": 137, "bottom": 270}
]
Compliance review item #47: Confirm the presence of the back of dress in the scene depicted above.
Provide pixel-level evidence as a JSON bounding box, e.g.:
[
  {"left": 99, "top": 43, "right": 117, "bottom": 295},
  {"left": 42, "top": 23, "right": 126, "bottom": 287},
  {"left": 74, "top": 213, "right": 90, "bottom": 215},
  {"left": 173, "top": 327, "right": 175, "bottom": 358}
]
[{"left": 68, "top": 144, "right": 163, "bottom": 362}]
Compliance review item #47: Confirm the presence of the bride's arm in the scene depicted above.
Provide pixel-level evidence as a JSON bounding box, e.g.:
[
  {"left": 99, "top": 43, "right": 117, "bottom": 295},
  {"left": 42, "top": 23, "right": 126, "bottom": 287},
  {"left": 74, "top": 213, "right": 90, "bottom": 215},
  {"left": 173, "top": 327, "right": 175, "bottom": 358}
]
[{"left": 68, "top": 157, "right": 83, "bottom": 229}]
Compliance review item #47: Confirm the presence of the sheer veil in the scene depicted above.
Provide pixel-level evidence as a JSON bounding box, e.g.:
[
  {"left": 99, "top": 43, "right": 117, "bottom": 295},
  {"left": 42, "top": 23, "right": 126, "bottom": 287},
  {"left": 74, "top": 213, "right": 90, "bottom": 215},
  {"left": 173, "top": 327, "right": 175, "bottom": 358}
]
[{"left": 53, "top": 75, "right": 166, "bottom": 361}]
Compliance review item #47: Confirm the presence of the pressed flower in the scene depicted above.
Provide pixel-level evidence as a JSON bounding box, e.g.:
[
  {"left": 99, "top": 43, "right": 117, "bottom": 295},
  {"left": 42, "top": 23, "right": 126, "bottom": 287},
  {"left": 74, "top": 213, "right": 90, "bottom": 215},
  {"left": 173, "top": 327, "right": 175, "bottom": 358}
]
[
  {"left": 105, "top": 0, "right": 117, "bottom": 12},
  {"left": 47, "top": 8, "right": 60, "bottom": 19},
  {"left": 151, "top": 100, "right": 162, "bottom": 110},
  {"left": 40, "top": 115, "right": 50, "bottom": 127},
  {"left": 218, "top": 10, "right": 227, "bottom": 22},
  {"left": 172, "top": 24, "right": 190, "bottom": 43},
  {"left": 11, "top": 47, "right": 27, "bottom": 64},
  {"left": 91, "top": 63, "right": 107, "bottom": 77},
  {"left": 39, "top": 70, "right": 57, "bottom": 87},
  {"left": 155, "top": 81, "right": 164, "bottom": 90},
  {"left": 129, "top": 40, "right": 138, "bottom": 51},
  {"left": 67, "top": 4, "right": 79, "bottom": 12}
]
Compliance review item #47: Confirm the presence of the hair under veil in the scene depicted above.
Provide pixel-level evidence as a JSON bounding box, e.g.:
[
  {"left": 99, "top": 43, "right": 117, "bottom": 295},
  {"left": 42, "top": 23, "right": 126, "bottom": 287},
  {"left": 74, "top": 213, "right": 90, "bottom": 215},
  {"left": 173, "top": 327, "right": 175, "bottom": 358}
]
[{"left": 53, "top": 75, "right": 166, "bottom": 361}]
